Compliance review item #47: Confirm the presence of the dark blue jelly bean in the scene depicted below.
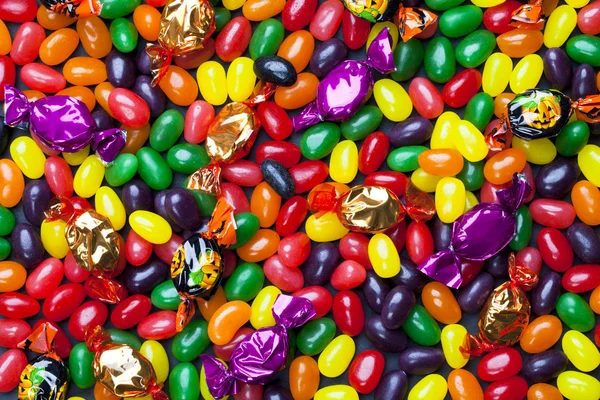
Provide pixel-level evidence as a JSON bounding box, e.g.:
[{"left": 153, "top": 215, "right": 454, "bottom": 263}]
[
  {"left": 485, "top": 250, "right": 509, "bottom": 278},
  {"left": 381, "top": 285, "right": 415, "bottom": 329},
  {"left": 531, "top": 271, "right": 561, "bottom": 316},
  {"left": 260, "top": 159, "right": 295, "bottom": 199},
  {"left": 154, "top": 190, "right": 182, "bottom": 233},
  {"left": 523, "top": 350, "right": 568, "bottom": 383},
  {"left": 535, "top": 157, "right": 580, "bottom": 199},
  {"left": 253, "top": 56, "right": 297, "bottom": 87},
  {"left": 391, "top": 258, "right": 427, "bottom": 293},
  {"left": 566, "top": 222, "right": 600, "bottom": 264},
  {"left": 133, "top": 75, "right": 167, "bottom": 119},
  {"left": 388, "top": 117, "right": 433, "bottom": 147},
  {"left": 375, "top": 370, "right": 408, "bottom": 400},
  {"left": 365, "top": 316, "right": 407, "bottom": 353},
  {"left": 11, "top": 223, "right": 44, "bottom": 268},
  {"left": 397, "top": 346, "right": 444, "bottom": 375},
  {"left": 309, "top": 38, "right": 348, "bottom": 78},
  {"left": 92, "top": 108, "right": 114, "bottom": 131},
  {"left": 122, "top": 180, "right": 154, "bottom": 215},
  {"left": 165, "top": 188, "right": 202, "bottom": 231},
  {"left": 135, "top": 49, "right": 152, "bottom": 75},
  {"left": 457, "top": 272, "right": 494, "bottom": 313},
  {"left": 361, "top": 270, "right": 391, "bottom": 313},
  {"left": 572, "top": 64, "right": 596, "bottom": 100},
  {"left": 304, "top": 243, "right": 340, "bottom": 286},
  {"left": 543, "top": 48, "right": 572, "bottom": 91},
  {"left": 263, "top": 385, "right": 293, "bottom": 400},
  {"left": 106, "top": 49, "right": 136, "bottom": 89},
  {"left": 122, "top": 257, "right": 169, "bottom": 294},
  {"left": 433, "top": 219, "right": 452, "bottom": 252},
  {"left": 23, "top": 180, "right": 52, "bottom": 226}
]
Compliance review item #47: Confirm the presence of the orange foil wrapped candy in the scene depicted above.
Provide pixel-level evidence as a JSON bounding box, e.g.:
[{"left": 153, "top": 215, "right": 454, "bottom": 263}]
[
  {"left": 146, "top": 0, "right": 216, "bottom": 85},
  {"left": 510, "top": 0, "right": 545, "bottom": 29},
  {"left": 394, "top": 5, "right": 437, "bottom": 42},
  {"left": 461, "top": 254, "right": 538, "bottom": 356},
  {"left": 41, "top": 0, "right": 101, "bottom": 18},
  {"left": 86, "top": 326, "right": 168, "bottom": 399}
]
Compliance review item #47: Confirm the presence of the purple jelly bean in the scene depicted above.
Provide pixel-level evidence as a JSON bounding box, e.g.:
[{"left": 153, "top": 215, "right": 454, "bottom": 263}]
[
  {"left": 531, "top": 271, "right": 561, "bottom": 316},
  {"left": 485, "top": 249, "right": 509, "bottom": 278},
  {"left": 381, "top": 285, "right": 415, "bottom": 329},
  {"left": 535, "top": 157, "right": 580, "bottom": 199},
  {"left": 523, "top": 350, "right": 568, "bottom": 383},
  {"left": 457, "top": 272, "right": 494, "bottom": 313},
  {"left": 375, "top": 370, "right": 408, "bottom": 400},
  {"left": 566, "top": 222, "right": 600, "bottom": 264},
  {"left": 365, "top": 316, "right": 407, "bottom": 353},
  {"left": 361, "top": 270, "right": 391, "bottom": 313},
  {"left": 122, "top": 180, "right": 154, "bottom": 215},
  {"left": 543, "top": 48, "right": 572, "bottom": 91},
  {"left": 391, "top": 258, "right": 427, "bottom": 293},
  {"left": 133, "top": 75, "right": 167, "bottom": 119},
  {"left": 23, "top": 180, "right": 52, "bottom": 226},
  {"left": 11, "top": 223, "right": 44, "bottom": 268},
  {"left": 92, "top": 108, "right": 114, "bottom": 131},
  {"left": 397, "top": 346, "right": 444, "bottom": 375},
  {"left": 572, "top": 64, "right": 597, "bottom": 100},
  {"left": 154, "top": 190, "right": 182, "bottom": 233},
  {"left": 106, "top": 49, "right": 137, "bottom": 89},
  {"left": 309, "top": 38, "right": 348, "bottom": 78},
  {"left": 388, "top": 116, "right": 433, "bottom": 147},
  {"left": 122, "top": 257, "right": 169, "bottom": 294},
  {"left": 433, "top": 219, "right": 452, "bottom": 252},
  {"left": 136, "top": 48, "right": 152, "bottom": 75},
  {"left": 304, "top": 243, "right": 340, "bottom": 285},
  {"left": 165, "top": 188, "right": 202, "bottom": 231}
]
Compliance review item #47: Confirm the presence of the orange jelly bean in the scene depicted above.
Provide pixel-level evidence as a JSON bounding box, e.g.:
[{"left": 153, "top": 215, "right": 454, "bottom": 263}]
[
  {"left": 243, "top": 0, "right": 286, "bottom": 21},
  {"left": 543, "top": 0, "right": 559, "bottom": 16},
  {"left": 37, "top": 6, "right": 76, "bottom": 31},
  {"left": 251, "top": 181, "right": 281, "bottom": 228},
  {"left": 63, "top": 57, "right": 107, "bottom": 86},
  {"left": 236, "top": 229, "right": 280, "bottom": 262},
  {"left": 483, "top": 148, "right": 527, "bottom": 185},
  {"left": 520, "top": 315, "right": 562, "bottom": 354},
  {"left": 77, "top": 17, "right": 112, "bottom": 59},
  {"left": 274, "top": 72, "right": 319, "bottom": 110},
  {"left": 571, "top": 180, "right": 600, "bottom": 226},
  {"left": 197, "top": 286, "right": 227, "bottom": 322},
  {"left": 133, "top": 4, "right": 161, "bottom": 42},
  {"left": 94, "top": 381, "right": 120, "bottom": 400},
  {"left": 496, "top": 29, "right": 544, "bottom": 59},
  {"left": 57, "top": 86, "right": 96, "bottom": 111},
  {"left": 158, "top": 65, "right": 199, "bottom": 106},
  {"left": 22, "top": 90, "right": 46, "bottom": 101},
  {"left": 277, "top": 30, "right": 314, "bottom": 73},
  {"left": 39, "top": 28, "right": 79, "bottom": 66},
  {"left": 0, "top": 20, "right": 11, "bottom": 55},
  {"left": 289, "top": 355, "right": 320, "bottom": 400},
  {"left": 418, "top": 149, "right": 464, "bottom": 177},
  {"left": 494, "top": 93, "right": 515, "bottom": 118},
  {"left": 94, "top": 81, "right": 115, "bottom": 116},
  {"left": 421, "top": 281, "right": 461, "bottom": 325},
  {"left": 589, "top": 286, "right": 600, "bottom": 314},
  {"left": 122, "top": 123, "right": 151, "bottom": 154},
  {"left": 448, "top": 369, "right": 484, "bottom": 400},
  {"left": 527, "top": 383, "right": 564, "bottom": 400},
  {"left": 208, "top": 300, "right": 252, "bottom": 345},
  {"left": 0, "top": 159, "right": 25, "bottom": 208},
  {"left": 0, "top": 261, "right": 27, "bottom": 292}
]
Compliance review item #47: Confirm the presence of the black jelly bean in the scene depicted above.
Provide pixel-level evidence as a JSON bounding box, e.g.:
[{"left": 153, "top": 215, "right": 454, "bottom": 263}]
[
  {"left": 23, "top": 180, "right": 52, "bottom": 226},
  {"left": 388, "top": 116, "right": 433, "bottom": 147},
  {"left": 381, "top": 285, "right": 415, "bottom": 329},
  {"left": 309, "top": 38, "right": 348, "bottom": 78},
  {"left": 365, "top": 316, "right": 407, "bottom": 353},
  {"left": 303, "top": 242, "right": 340, "bottom": 286},
  {"left": 535, "top": 157, "right": 580, "bottom": 199},
  {"left": 253, "top": 56, "right": 297, "bottom": 87},
  {"left": 260, "top": 159, "right": 296, "bottom": 199},
  {"left": 567, "top": 222, "right": 600, "bottom": 264},
  {"left": 106, "top": 49, "right": 137, "bottom": 89},
  {"left": 122, "top": 257, "right": 169, "bottom": 294},
  {"left": 133, "top": 75, "right": 167, "bottom": 119},
  {"left": 165, "top": 188, "right": 202, "bottom": 231},
  {"left": 543, "top": 48, "right": 572, "bottom": 91},
  {"left": 457, "top": 272, "right": 494, "bottom": 313},
  {"left": 375, "top": 370, "right": 408, "bottom": 400},
  {"left": 361, "top": 270, "right": 391, "bottom": 313},
  {"left": 397, "top": 346, "right": 444, "bottom": 375},
  {"left": 523, "top": 350, "right": 568, "bottom": 383},
  {"left": 11, "top": 223, "right": 44, "bottom": 268},
  {"left": 531, "top": 271, "right": 561, "bottom": 316}
]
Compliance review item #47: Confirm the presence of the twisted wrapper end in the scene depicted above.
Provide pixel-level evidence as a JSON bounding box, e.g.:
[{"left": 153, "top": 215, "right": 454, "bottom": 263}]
[
  {"left": 187, "top": 163, "right": 222, "bottom": 195},
  {"left": 4, "top": 85, "right": 31, "bottom": 127},
  {"left": 92, "top": 128, "right": 127, "bottom": 164},
  {"left": 175, "top": 297, "right": 196, "bottom": 333},
  {"left": 200, "top": 355, "right": 239, "bottom": 398},
  {"left": 394, "top": 5, "right": 438, "bottom": 42},
  {"left": 417, "top": 249, "right": 463, "bottom": 289},
  {"left": 84, "top": 275, "right": 128, "bottom": 304},
  {"left": 292, "top": 101, "right": 323, "bottom": 132},
  {"left": 146, "top": 44, "right": 175, "bottom": 87},
  {"left": 572, "top": 94, "right": 600, "bottom": 123},
  {"left": 510, "top": 0, "right": 545, "bottom": 29},
  {"left": 18, "top": 322, "right": 59, "bottom": 358}
]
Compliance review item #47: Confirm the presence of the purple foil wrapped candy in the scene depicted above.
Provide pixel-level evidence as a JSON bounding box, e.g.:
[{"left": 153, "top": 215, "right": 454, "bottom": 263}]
[
  {"left": 418, "top": 174, "right": 531, "bottom": 289},
  {"left": 200, "top": 295, "right": 315, "bottom": 398},
  {"left": 292, "top": 28, "right": 395, "bottom": 132},
  {"left": 4, "top": 84, "right": 126, "bottom": 163}
]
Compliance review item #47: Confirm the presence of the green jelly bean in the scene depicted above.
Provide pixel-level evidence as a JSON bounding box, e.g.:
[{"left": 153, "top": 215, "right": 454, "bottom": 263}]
[
  {"left": 172, "top": 320, "right": 210, "bottom": 362},
  {"left": 566, "top": 35, "right": 600, "bottom": 67},
  {"left": 230, "top": 212, "right": 260, "bottom": 249},
  {"left": 150, "top": 110, "right": 185, "bottom": 152},
  {"left": 464, "top": 92, "right": 494, "bottom": 132},
  {"left": 110, "top": 18, "right": 138, "bottom": 53},
  {"left": 340, "top": 105, "right": 383, "bottom": 141},
  {"left": 439, "top": 5, "right": 482, "bottom": 38},
  {"left": 0, "top": 205, "right": 15, "bottom": 236},
  {"left": 167, "top": 144, "right": 210, "bottom": 174},
  {"left": 108, "top": 328, "right": 141, "bottom": 350},
  {"left": 424, "top": 37, "right": 456, "bottom": 84},
  {"left": 456, "top": 159, "right": 485, "bottom": 191},
  {"left": 69, "top": 342, "right": 95, "bottom": 389},
  {"left": 151, "top": 280, "right": 180, "bottom": 311},
  {"left": 214, "top": 7, "right": 231, "bottom": 32},
  {"left": 509, "top": 206, "right": 532, "bottom": 251},
  {"left": 187, "top": 189, "right": 217, "bottom": 216},
  {"left": 556, "top": 121, "right": 590, "bottom": 157},
  {"left": 387, "top": 146, "right": 428, "bottom": 172},
  {"left": 169, "top": 362, "right": 200, "bottom": 400},
  {"left": 300, "top": 122, "right": 341, "bottom": 160},
  {"left": 297, "top": 317, "right": 337, "bottom": 356},
  {"left": 424, "top": 0, "right": 465, "bottom": 12},
  {"left": 224, "top": 262, "right": 264, "bottom": 301},
  {"left": 137, "top": 147, "right": 173, "bottom": 190},
  {"left": 0, "top": 238, "right": 10, "bottom": 261},
  {"left": 209, "top": 0, "right": 221, "bottom": 7},
  {"left": 556, "top": 293, "right": 595, "bottom": 332},
  {"left": 249, "top": 18, "right": 285, "bottom": 60},
  {"left": 456, "top": 30, "right": 496, "bottom": 68},
  {"left": 105, "top": 153, "right": 138, "bottom": 187},
  {"left": 402, "top": 304, "right": 441, "bottom": 346},
  {"left": 391, "top": 39, "right": 424, "bottom": 82},
  {"left": 100, "top": 0, "right": 141, "bottom": 18}
]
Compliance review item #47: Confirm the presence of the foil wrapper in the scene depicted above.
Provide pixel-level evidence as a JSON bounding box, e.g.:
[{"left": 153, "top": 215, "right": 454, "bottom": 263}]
[
  {"left": 41, "top": 0, "right": 101, "bottom": 18},
  {"left": 200, "top": 295, "right": 315, "bottom": 398},
  {"left": 510, "top": 0, "right": 544, "bottom": 29},
  {"left": 394, "top": 5, "right": 438, "bottom": 42},
  {"left": 292, "top": 28, "right": 395, "bottom": 132},
  {"left": 342, "top": 0, "right": 399, "bottom": 22},
  {"left": 4, "top": 85, "right": 125, "bottom": 164},
  {"left": 484, "top": 122, "right": 513, "bottom": 156},
  {"left": 146, "top": 0, "right": 215, "bottom": 85},
  {"left": 418, "top": 174, "right": 531, "bottom": 288}
]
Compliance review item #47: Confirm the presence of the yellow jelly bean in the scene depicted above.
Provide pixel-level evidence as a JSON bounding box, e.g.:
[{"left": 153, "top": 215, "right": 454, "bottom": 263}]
[
  {"left": 140, "top": 340, "right": 169, "bottom": 383},
  {"left": 368, "top": 233, "right": 401, "bottom": 278},
  {"left": 441, "top": 324, "right": 469, "bottom": 369},
  {"left": 435, "top": 177, "right": 466, "bottom": 223},
  {"left": 40, "top": 219, "right": 69, "bottom": 259},
  {"left": 95, "top": 186, "right": 126, "bottom": 230},
  {"left": 9, "top": 137, "right": 45, "bottom": 179},
  {"left": 223, "top": 0, "right": 245, "bottom": 10},
  {"left": 227, "top": 57, "right": 256, "bottom": 103},
  {"left": 557, "top": 371, "right": 600, "bottom": 400},
  {"left": 482, "top": 53, "right": 512, "bottom": 97},
  {"left": 367, "top": 23, "right": 398, "bottom": 51},
  {"left": 470, "top": 0, "right": 503, "bottom": 7},
  {"left": 250, "top": 285, "right": 282, "bottom": 329},
  {"left": 453, "top": 120, "right": 488, "bottom": 162},
  {"left": 315, "top": 385, "right": 359, "bottom": 400},
  {"left": 411, "top": 168, "right": 443, "bottom": 193},
  {"left": 464, "top": 191, "right": 479, "bottom": 212},
  {"left": 430, "top": 112, "right": 459, "bottom": 150},
  {"left": 63, "top": 146, "right": 90, "bottom": 166},
  {"left": 373, "top": 79, "right": 413, "bottom": 122},
  {"left": 73, "top": 155, "right": 105, "bottom": 198},
  {"left": 512, "top": 137, "right": 557, "bottom": 165},
  {"left": 67, "top": 398, "right": 86, "bottom": 400},
  {"left": 129, "top": 211, "right": 173, "bottom": 244},
  {"left": 200, "top": 360, "right": 229, "bottom": 400},
  {"left": 561, "top": 330, "right": 600, "bottom": 373},
  {"left": 544, "top": 5, "right": 577, "bottom": 48},
  {"left": 305, "top": 213, "right": 349, "bottom": 242},
  {"left": 408, "top": 374, "right": 448, "bottom": 400},
  {"left": 509, "top": 54, "right": 543, "bottom": 94},
  {"left": 565, "top": 0, "right": 589, "bottom": 7},
  {"left": 197, "top": 61, "right": 228, "bottom": 106},
  {"left": 578, "top": 144, "right": 600, "bottom": 187},
  {"left": 329, "top": 140, "right": 358, "bottom": 184},
  {"left": 318, "top": 335, "right": 355, "bottom": 378}
]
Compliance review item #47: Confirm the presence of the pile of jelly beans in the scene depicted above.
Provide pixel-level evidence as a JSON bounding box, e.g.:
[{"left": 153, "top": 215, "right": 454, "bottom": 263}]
[{"left": 1, "top": 0, "right": 600, "bottom": 398}]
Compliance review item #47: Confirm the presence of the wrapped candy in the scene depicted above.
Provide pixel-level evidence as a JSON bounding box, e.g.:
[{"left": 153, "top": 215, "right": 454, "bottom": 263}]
[
  {"left": 4, "top": 85, "right": 125, "bottom": 164},
  {"left": 292, "top": 28, "right": 395, "bottom": 132},
  {"left": 17, "top": 323, "right": 69, "bottom": 400},
  {"left": 146, "top": 0, "right": 215, "bottom": 85},
  {"left": 41, "top": 0, "right": 101, "bottom": 18},
  {"left": 510, "top": 0, "right": 544, "bottom": 29},
  {"left": 341, "top": 0, "right": 399, "bottom": 22},
  {"left": 461, "top": 253, "right": 538, "bottom": 356},
  {"left": 308, "top": 182, "right": 435, "bottom": 233},
  {"left": 86, "top": 326, "right": 168, "bottom": 399},
  {"left": 171, "top": 198, "right": 236, "bottom": 331},
  {"left": 187, "top": 82, "right": 276, "bottom": 195},
  {"left": 394, "top": 5, "right": 437, "bottom": 42},
  {"left": 418, "top": 174, "right": 531, "bottom": 289},
  {"left": 200, "top": 295, "right": 315, "bottom": 398}
]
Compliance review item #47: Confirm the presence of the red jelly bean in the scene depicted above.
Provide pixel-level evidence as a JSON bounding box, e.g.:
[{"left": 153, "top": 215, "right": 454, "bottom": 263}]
[
  {"left": 68, "top": 301, "right": 109, "bottom": 341},
  {"left": 0, "top": 349, "right": 28, "bottom": 393},
  {"left": 137, "top": 310, "right": 177, "bottom": 340},
  {"left": 483, "top": 0, "right": 520, "bottom": 34},
  {"left": 537, "top": 227, "right": 574, "bottom": 272},
  {"left": 278, "top": 232, "right": 311, "bottom": 268},
  {"left": 214, "top": 327, "right": 254, "bottom": 361},
  {"left": 0, "top": 319, "right": 31, "bottom": 348},
  {"left": 578, "top": 1, "right": 600, "bottom": 35},
  {"left": 562, "top": 264, "right": 600, "bottom": 293},
  {"left": 359, "top": 132, "right": 390, "bottom": 175},
  {"left": 174, "top": 38, "right": 216, "bottom": 70},
  {"left": 385, "top": 219, "right": 407, "bottom": 253},
  {"left": 0, "top": 293, "right": 40, "bottom": 319},
  {"left": 71, "top": 196, "right": 93, "bottom": 212},
  {"left": 282, "top": 0, "right": 318, "bottom": 31},
  {"left": 289, "top": 161, "right": 329, "bottom": 193},
  {"left": 31, "top": 319, "right": 72, "bottom": 359},
  {"left": 42, "top": 283, "right": 86, "bottom": 322},
  {"left": 44, "top": 156, "right": 74, "bottom": 197},
  {"left": 63, "top": 251, "right": 91, "bottom": 283},
  {"left": 409, "top": 77, "right": 444, "bottom": 119},
  {"left": 257, "top": 101, "right": 293, "bottom": 140},
  {"left": 331, "top": 260, "right": 367, "bottom": 290},
  {"left": 520, "top": 163, "right": 536, "bottom": 202},
  {"left": 0, "top": 55, "right": 16, "bottom": 101},
  {"left": 309, "top": 0, "right": 344, "bottom": 41},
  {"left": 293, "top": 285, "right": 332, "bottom": 319},
  {"left": 111, "top": 294, "right": 152, "bottom": 330},
  {"left": 364, "top": 171, "right": 409, "bottom": 198},
  {"left": 484, "top": 376, "right": 528, "bottom": 400},
  {"left": 108, "top": 88, "right": 150, "bottom": 129},
  {"left": 515, "top": 247, "right": 542, "bottom": 275},
  {"left": 222, "top": 160, "right": 263, "bottom": 187},
  {"left": 340, "top": 232, "right": 373, "bottom": 270},
  {"left": 276, "top": 196, "right": 309, "bottom": 237},
  {"left": 256, "top": 141, "right": 302, "bottom": 169},
  {"left": 153, "top": 233, "right": 184, "bottom": 264},
  {"left": 442, "top": 68, "right": 482, "bottom": 108},
  {"left": 595, "top": 323, "right": 600, "bottom": 347},
  {"left": 477, "top": 348, "right": 522, "bottom": 382},
  {"left": 529, "top": 199, "right": 576, "bottom": 229},
  {"left": 221, "top": 183, "right": 250, "bottom": 215},
  {"left": 406, "top": 221, "right": 434, "bottom": 265},
  {"left": 0, "top": 0, "right": 36, "bottom": 23},
  {"left": 342, "top": 10, "right": 370, "bottom": 50},
  {"left": 125, "top": 230, "right": 153, "bottom": 266},
  {"left": 10, "top": 22, "right": 46, "bottom": 66},
  {"left": 332, "top": 290, "right": 364, "bottom": 337},
  {"left": 480, "top": 180, "right": 510, "bottom": 204},
  {"left": 25, "top": 258, "right": 64, "bottom": 299},
  {"left": 215, "top": 16, "right": 252, "bottom": 62},
  {"left": 348, "top": 350, "right": 385, "bottom": 395},
  {"left": 460, "top": 260, "right": 484, "bottom": 287},
  {"left": 20, "top": 63, "right": 66, "bottom": 93},
  {"left": 264, "top": 254, "right": 305, "bottom": 292},
  {"left": 184, "top": 100, "right": 214, "bottom": 144}
]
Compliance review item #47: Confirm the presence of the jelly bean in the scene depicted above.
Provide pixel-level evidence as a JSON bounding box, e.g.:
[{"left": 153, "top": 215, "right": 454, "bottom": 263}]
[
  {"left": 108, "top": 88, "right": 150, "bottom": 129},
  {"left": 278, "top": 232, "right": 310, "bottom": 268},
  {"left": 391, "top": 39, "right": 424, "bottom": 82},
  {"left": 56, "top": 86, "right": 96, "bottom": 112},
  {"left": 483, "top": 148, "right": 526, "bottom": 185},
  {"left": 72, "top": 155, "right": 104, "bottom": 199},
  {"left": 435, "top": 177, "right": 466, "bottom": 223},
  {"left": 387, "top": 219, "right": 407, "bottom": 253},
  {"left": 194, "top": 285, "right": 225, "bottom": 323},
  {"left": 512, "top": 137, "right": 557, "bottom": 165},
  {"left": 139, "top": 340, "right": 169, "bottom": 383},
  {"left": 296, "top": 317, "right": 335, "bottom": 356},
  {"left": 515, "top": 247, "right": 542, "bottom": 275},
  {"left": 542, "top": 48, "right": 572, "bottom": 91},
  {"left": 465, "top": 93, "right": 494, "bottom": 133},
  {"left": 256, "top": 102, "right": 292, "bottom": 141},
  {"left": 25, "top": 258, "right": 63, "bottom": 300},
  {"left": 256, "top": 142, "right": 301, "bottom": 170},
  {"left": 567, "top": 223, "right": 600, "bottom": 264},
  {"left": 209, "top": 302, "right": 253, "bottom": 347},
  {"left": 573, "top": 64, "right": 597, "bottom": 100},
  {"left": 157, "top": 65, "right": 198, "bottom": 106},
  {"left": 305, "top": 212, "right": 348, "bottom": 243},
  {"left": 421, "top": 282, "right": 461, "bottom": 325},
  {"left": 408, "top": 78, "right": 443, "bottom": 119},
  {"left": 318, "top": 334, "right": 355, "bottom": 378},
  {"left": 544, "top": 5, "right": 577, "bottom": 48},
  {"left": 523, "top": 350, "right": 568, "bottom": 383},
  {"left": 122, "top": 257, "right": 168, "bottom": 294},
  {"left": 11, "top": 223, "right": 44, "bottom": 268},
  {"left": 456, "top": 30, "right": 496, "bottom": 69},
  {"left": 440, "top": 324, "right": 469, "bottom": 370},
  {"left": 439, "top": 5, "right": 482, "bottom": 37},
  {"left": 105, "top": 50, "right": 136, "bottom": 89},
  {"left": 196, "top": 61, "right": 228, "bottom": 106},
  {"left": 0, "top": 20, "right": 10, "bottom": 56},
  {"left": 387, "top": 146, "right": 428, "bottom": 172},
  {"left": 447, "top": 369, "right": 484, "bottom": 400},
  {"left": 527, "top": 383, "right": 564, "bottom": 400},
  {"left": 121, "top": 180, "right": 153, "bottom": 215},
  {"left": 151, "top": 280, "right": 179, "bottom": 310},
  {"left": 562, "top": 330, "right": 599, "bottom": 372},
  {"left": 346, "top": 350, "right": 384, "bottom": 395},
  {"left": 289, "top": 356, "right": 319, "bottom": 400},
  {"left": 418, "top": 149, "right": 463, "bottom": 177},
  {"left": 132, "top": 76, "right": 165, "bottom": 118},
  {"left": 510, "top": 54, "right": 545, "bottom": 93},
  {"left": 531, "top": 271, "right": 561, "bottom": 316},
  {"left": 69, "top": 342, "right": 95, "bottom": 389},
  {"left": 99, "top": 0, "right": 141, "bottom": 18},
  {"left": 182, "top": 103, "right": 213, "bottom": 145},
  {"left": 104, "top": 154, "right": 138, "bottom": 187},
  {"left": 20, "top": 62, "right": 65, "bottom": 93},
  {"left": 68, "top": 301, "right": 109, "bottom": 342},
  {"left": 237, "top": 228, "right": 280, "bottom": 262},
  {"left": 571, "top": 181, "right": 600, "bottom": 226},
  {"left": 557, "top": 371, "right": 600, "bottom": 400},
  {"left": 260, "top": 159, "right": 295, "bottom": 199},
  {"left": 309, "top": 0, "right": 344, "bottom": 41},
  {"left": 456, "top": 267, "right": 493, "bottom": 309},
  {"left": 137, "top": 310, "right": 177, "bottom": 340},
  {"left": 248, "top": 286, "right": 280, "bottom": 329},
  {"left": 365, "top": 315, "right": 408, "bottom": 352},
  {"left": 497, "top": 29, "right": 544, "bottom": 59},
  {"left": 42, "top": 283, "right": 86, "bottom": 322},
  {"left": 537, "top": 227, "right": 573, "bottom": 272},
  {"left": 76, "top": 17, "right": 112, "bottom": 59},
  {"left": 10, "top": 22, "right": 45, "bottom": 66},
  {"left": 424, "top": 37, "right": 456, "bottom": 84},
  {"left": 222, "top": 262, "right": 263, "bottom": 302},
  {"left": 215, "top": 16, "right": 252, "bottom": 62},
  {"left": 578, "top": 144, "right": 600, "bottom": 186},
  {"left": 481, "top": 53, "right": 513, "bottom": 97},
  {"left": 39, "top": 28, "right": 79, "bottom": 66},
  {"left": 169, "top": 362, "right": 200, "bottom": 400},
  {"left": 250, "top": 181, "right": 280, "bottom": 227},
  {"left": 566, "top": 35, "right": 600, "bottom": 67},
  {"left": 274, "top": 72, "right": 319, "bottom": 110},
  {"left": 0, "top": 0, "right": 35, "bottom": 22},
  {"left": 484, "top": 376, "right": 528, "bottom": 400},
  {"left": 0, "top": 292, "right": 39, "bottom": 319},
  {"left": 388, "top": 118, "right": 432, "bottom": 149},
  {"left": 443, "top": 69, "right": 481, "bottom": 108},
  {"left": 373, "top": 78, "right": 413, "bottom": 122},
  {"left": 148, "top": 110, "right": 184, "bottom": 153},
  {"left": 133, "top": 4, "right": 160, "bottom": 41},
  {"left": 136, "top": 147, "right": 173, "bottom": 191},
  {"left": 367, "top": 22, "right": 399, "bottom": 51},
  {"left": 329, "top": 140, "right": 358, "bottom": 183},
  {"left": 223, "top": 0, "right": 245, "bottom": 11},
  {"left": 423, "top": 0, "right": 464, "bottom": 10},
  {"left": 225, "top": 57, "right": 256, "bottom": 103},
  {"left": 277, "top": 30, "right": 314, "bottom": 73},
  {"left": 375, "top": 370, "right": 408, "bottom": 400},
  {"left": 63, "top": 56, "right": 107, "bottom": 87},
  {"left": 94, "top": 186, "right": 126, "bottom": 230},
  {"left": 556, "top": 292, "right": 595, "bottom": 332},
  {"left": 309, "top": 38, "right": 347, "bottom": 78},
  {"left": 493, "top": 93, "right": 515, "bottom": 118},
  {"left": 128, "top": 210, "right": 172, "bottom": 245},
  {"left": 391, "top": 258, "right": 427, "bottom": 293},
  {"left": 578, "top": 1, "right": 600, "bottom": 35},
  {"left": 556, "top": 122, "right": 590, "bottom": 159},
  {"left": 290, "top": 161, "right": 329, "bottom": 194},
  {"left": 37, "top": 7, "right": 76, "bottom": 30},
  {"left": 402, "top": 304, "right": 441, "bottom": 346},
  {"left": 314, "top": 385, "right": 358, "bottom": 400},
  {"left": 368, "top": 233, "right": 400, "bottom": 278},
  {"left": 0, "top": 319, "right": 31, "bottom": 348},
  {"left": 398, "top": 346, "right": 444, "bottom": 376},
  {"left": 332, "top": 290, "right": 364, "bottom": 336},
  {"left": 591, "top": 286, "right": 600, "bottom": 314},
  {"left": 0, "top": 56, "right": 15, "bottom": 101},
  {"left": 408, "top": 374, "right": 447, "bottom": 400},
  {"left": 40, "top": 218, "right": 68, "bottom": 259},
  {"left": 282, "top": 0, "right": 317, "bottom": 31},
  {"left": 110, "top": 294, "right": 152, "bottom": 330},
  {"left": 357, "top": 131, "right": 390, "bottom": 174},
  {"left": 330, "top": 260, "right": 366, "bottom": 292},
  {"left": 478, "top": 348, "right": 522, "bottom": 382},
  {"left": 9, "top": 137, "right": 45, "bottom": 180},
  {"left": 243, "top": 0, "right": 285, "bottom": 21}
]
